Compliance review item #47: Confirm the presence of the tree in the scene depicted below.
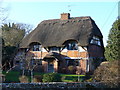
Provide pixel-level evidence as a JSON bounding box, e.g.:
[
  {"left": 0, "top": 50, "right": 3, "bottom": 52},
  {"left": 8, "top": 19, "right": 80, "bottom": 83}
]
[
  {"left": 2, "top": 23, "right": 26, "bottom": 46},
  {"left": 1, "top": 22, "right": 32, "bottom": 70},
  {"left": 16, "top": 23, "right": 33, "bottom": 36},
  {"left": 0, "top": 1, "right": 8, "bottom": 71},
  {"left": 0, "top": 1, "right": 9, "bottom": 25},
  {"left": 105, "top": 19, "right": 120, "bottom": 61}
]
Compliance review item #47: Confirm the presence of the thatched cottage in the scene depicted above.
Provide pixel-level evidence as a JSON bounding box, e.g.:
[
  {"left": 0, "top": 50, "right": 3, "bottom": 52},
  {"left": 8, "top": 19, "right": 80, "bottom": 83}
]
[{"left": 14, "top": 13, "right": 105, "bottom": 74}]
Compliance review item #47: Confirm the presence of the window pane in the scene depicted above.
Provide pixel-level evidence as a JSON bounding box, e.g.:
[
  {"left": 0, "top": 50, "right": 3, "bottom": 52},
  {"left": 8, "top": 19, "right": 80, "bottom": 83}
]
[
  {"left": 98, "top": 41, "right": 101, "bottom": 46},
  {"left": 67, "top": 42, "right": 78, "bottom": 50},
  {"left": 33, "top": 45, "right": 41, "bottom": 51},
  {"left": 90, "top": 36, "right": 101, "bottom": 46}
]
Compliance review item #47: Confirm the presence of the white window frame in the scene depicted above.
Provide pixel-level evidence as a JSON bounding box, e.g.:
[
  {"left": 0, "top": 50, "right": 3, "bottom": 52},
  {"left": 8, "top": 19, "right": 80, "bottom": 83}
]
[
  {"left": 67, "top": 42, "right": 78, "bottom": 50},
  {"left": 33, "top": 44, "right": 42, "bottom": 51},
  {"left": 90, "top": 36, "right": 101, "bottom": 46}
]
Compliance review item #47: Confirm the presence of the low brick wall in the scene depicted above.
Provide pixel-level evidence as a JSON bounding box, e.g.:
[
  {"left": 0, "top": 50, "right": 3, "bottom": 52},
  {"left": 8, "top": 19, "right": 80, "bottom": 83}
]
[{"left": 1, "top": 82, "right": 110, "bottom": 89}]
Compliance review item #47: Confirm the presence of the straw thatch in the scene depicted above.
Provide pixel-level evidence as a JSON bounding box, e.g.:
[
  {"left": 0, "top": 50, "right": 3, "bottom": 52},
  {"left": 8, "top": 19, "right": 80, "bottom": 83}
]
[{"left": 20, "top": 16, "right": 103, "bottom": 48}]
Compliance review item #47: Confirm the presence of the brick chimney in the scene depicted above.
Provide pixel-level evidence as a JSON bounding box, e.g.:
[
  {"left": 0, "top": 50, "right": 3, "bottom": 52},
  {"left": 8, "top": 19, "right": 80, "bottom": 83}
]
[{"left": 60, "top": 13, "right": 70, "bottom": 20}]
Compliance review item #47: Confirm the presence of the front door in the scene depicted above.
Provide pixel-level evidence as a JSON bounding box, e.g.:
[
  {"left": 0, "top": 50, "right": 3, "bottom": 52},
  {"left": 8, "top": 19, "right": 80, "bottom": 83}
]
[{"left": 48, "top": 61, "right": 54, "bottom": 72}]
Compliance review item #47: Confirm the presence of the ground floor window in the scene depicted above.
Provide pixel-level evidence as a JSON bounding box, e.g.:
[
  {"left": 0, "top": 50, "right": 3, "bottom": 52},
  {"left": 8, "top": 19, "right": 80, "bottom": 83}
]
[{"left": 67, "top": 59, "right": 79, "bottom": 66}]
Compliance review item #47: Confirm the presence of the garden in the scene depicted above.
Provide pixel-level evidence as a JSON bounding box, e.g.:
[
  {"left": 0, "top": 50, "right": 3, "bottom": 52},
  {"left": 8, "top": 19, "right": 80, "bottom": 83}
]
[{"left": 2, "top": 71, "right": 86, "bottom": 83}]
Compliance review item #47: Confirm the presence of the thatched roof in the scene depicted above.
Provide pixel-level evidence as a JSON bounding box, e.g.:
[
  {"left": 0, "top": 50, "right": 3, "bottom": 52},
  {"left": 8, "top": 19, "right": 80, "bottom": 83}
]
[{"left": 20, "top": 16, "right": 103, "bottom": 48}]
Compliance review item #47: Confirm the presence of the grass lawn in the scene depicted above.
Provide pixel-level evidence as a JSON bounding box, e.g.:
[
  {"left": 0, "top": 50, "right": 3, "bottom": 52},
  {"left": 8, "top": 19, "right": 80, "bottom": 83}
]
[
  {"left": 2, "top": 71, "right": 85, "bottom": 83},
  {"left": 59, "top": 74, "right": 85, "bottom": 82},
  {"left": 2, "top": 71, "right": 20, "bottom": 83}
]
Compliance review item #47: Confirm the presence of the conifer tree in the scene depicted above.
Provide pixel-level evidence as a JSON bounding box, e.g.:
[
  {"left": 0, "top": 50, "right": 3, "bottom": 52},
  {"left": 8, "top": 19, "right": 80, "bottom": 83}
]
[{"left": 105, "top": 19, "right": 120, "bottom": 61}]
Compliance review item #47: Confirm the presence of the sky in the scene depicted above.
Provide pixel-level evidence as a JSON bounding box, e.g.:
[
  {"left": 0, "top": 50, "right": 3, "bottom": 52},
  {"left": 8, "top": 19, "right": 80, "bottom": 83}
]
[{"left": 1, "top": 0, "right": 119, "bottom": 46}]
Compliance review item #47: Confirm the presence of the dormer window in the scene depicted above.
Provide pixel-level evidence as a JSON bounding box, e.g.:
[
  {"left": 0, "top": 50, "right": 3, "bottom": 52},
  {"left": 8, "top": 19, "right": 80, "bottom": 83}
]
[
  {"left": 90, "top": 36, "right": 101, "bottom": 46},
  {"left": 33, "top": 44, "right": 42, "bottom": 51},
  {"left": 67, "top": 42, "right": 78, "bottom": 50}
]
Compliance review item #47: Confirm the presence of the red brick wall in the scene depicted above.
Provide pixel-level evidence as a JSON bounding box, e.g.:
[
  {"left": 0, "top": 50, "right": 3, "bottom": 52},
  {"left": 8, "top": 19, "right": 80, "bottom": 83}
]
[
  {"left": 29, "top": 50, "right": 88, "bottom": 59},
  {"left": 26, "top": 50, "right": 88, "bottom": 74},
  {"left": 80, "top": 59, "right": 87, "bottom": 74},
  {"left": 53, "top": 60, "right": 58, "bottom": 72}
]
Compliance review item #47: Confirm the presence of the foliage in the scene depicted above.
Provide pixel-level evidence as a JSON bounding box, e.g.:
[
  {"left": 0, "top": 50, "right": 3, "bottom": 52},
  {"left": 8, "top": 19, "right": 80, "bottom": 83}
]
[
  {"left": 93, "top": 60, "right": 119, "bottom": 88},
  {"left": 68, "top": 65, "right": 76, "bottom": 74},
  {"left": 33, "top": 75, "right": 43, "bottom": 83},
  {"left": 42, "top": 73, "right": 62, "bottom": 82},
  {"left": 1, "top": 22, "right": 32, "bottom": 70},
  {"left": 105, "top": 19, "right": 120, "bottom": 61},
  {"left": 85, "top": 78, "right": 93, "bottom": 82},
  {"left": 2, "top": 23, "right": 25, "bottom": 46},
  {"left": 3, "top": 71, "right": 85, "bottom": 83},
  {"left": 61, "top": 76, "right": 66, "bottom": 81},
  {"left": 2, "top": 46, "right": 16, "bottom": 69},
  {"left": 19, "top": 75, "right": 29, "bottom": 83}
]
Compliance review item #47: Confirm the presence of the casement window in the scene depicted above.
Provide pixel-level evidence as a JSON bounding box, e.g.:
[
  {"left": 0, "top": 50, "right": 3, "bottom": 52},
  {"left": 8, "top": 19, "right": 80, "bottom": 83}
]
[
  {"left": 67, "top": 42, "right": 78, "bottom": 50},
  {"left": 33, "top": 44, "right": 42, "bottom": 51},
  {"left": 67, "top": 59, "right": 79, "bottom": 66},
  {"left": 49, "top": 47, "right": 60, "bottom": 52},
  {"left": 90, "top": 36, "right": 101, "bottom": 46}
]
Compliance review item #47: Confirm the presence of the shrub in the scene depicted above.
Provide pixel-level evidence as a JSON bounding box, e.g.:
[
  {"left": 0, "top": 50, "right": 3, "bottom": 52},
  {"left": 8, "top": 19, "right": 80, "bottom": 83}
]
[
  {"left": 61, "top": 76, "right": 66, "bottom": 81},
  {"left": 85, "top": 78, "right": 93, "bottom": 82},
  {"left": 59, "top": 68, "right": 67, "bottom": 74},
  {"left": 73, "top": 78, "right": 78, "bottom": 82},
  {"left": 68, "top": 66, "right": 76, "bottom": 74},
  {"left": 93, "top": 60, "right": 119, "bottom": 88},
  {"left": 33, "top": 75, "right": 43, "bottom": 83},
  {"left": 42, "top": 73, "right": 61, "bottom": 82},
  {"left": 19, "top": 75, "right": 29, "bottom": 83}
]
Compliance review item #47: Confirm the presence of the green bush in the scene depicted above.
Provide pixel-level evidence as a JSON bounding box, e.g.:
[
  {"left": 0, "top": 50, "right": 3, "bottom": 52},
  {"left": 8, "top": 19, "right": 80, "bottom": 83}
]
[{"left": 42, "top": 73, "right": 61, "bottom": 82}]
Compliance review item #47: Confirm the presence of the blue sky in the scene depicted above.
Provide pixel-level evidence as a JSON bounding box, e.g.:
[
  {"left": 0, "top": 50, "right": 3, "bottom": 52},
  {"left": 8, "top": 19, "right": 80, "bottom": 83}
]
[{"left": 1, "top": 0, "right": 119, "bottom": 46}]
